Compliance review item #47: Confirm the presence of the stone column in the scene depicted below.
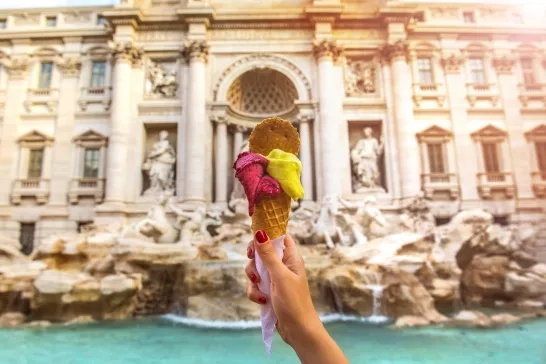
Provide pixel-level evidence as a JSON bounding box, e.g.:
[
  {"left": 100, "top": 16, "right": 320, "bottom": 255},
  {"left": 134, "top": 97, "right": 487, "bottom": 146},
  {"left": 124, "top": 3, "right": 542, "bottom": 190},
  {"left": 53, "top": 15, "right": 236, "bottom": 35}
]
[
  {"left": 49, "top": 56, "right": 82, "bottom": 205},
  {"left": 382, "top": 41, "right": 421, "bottom": 201},
  {"left": 313, "top": 39, "right": 344, "bottom": 199},
  {"left": 442, "top": 53, "right": 480, "bottom": 205},
  {"left": 127, "top": 55, "right": 145, "bottom": 201},
  {"left": 297, "top": 114, "right": 314, "bottom": 201},
  {"left": 182, "top": 40, "right": 209, "bottom": 205},
  {"left": 213, "top": 115, "right": 228, "bottom": 206},
  {"left": 103, "top": 42, "right": 142, "bottom": 205},
  {"left": 0, "top": 57, "right": 31, "bottom": 205},
  {"left": 233, "top": 125, "right": 245, "bottom": 160},
  {"left": 493, "top": 55, "right": 534, "bottom": 204}
]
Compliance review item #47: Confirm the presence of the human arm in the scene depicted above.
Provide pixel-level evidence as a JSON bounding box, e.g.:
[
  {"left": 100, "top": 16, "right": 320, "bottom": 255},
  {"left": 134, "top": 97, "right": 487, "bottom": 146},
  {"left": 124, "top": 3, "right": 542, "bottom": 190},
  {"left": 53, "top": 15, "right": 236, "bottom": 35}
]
[{"left": 245, "top": 232, "right": 350, "bottom": 364}]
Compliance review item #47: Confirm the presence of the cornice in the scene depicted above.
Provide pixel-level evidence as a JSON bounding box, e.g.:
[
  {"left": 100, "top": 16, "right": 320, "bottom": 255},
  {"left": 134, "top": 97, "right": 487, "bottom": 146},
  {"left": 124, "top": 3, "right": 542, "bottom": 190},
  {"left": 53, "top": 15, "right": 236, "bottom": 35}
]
[
  {"left": 407, "top": 24, "right": 546, "bottom": 37},
  {"left": 0, "top": 29, "right": 110, "bottom": 42},
  {"left": 304, "top": 4, "right": 343, "bottom": 24},
  {"left": 101, "top": 8, "right": 143, "bottom": 28},
  {"left": 177, "top": 7, "right": 215, "bottom": 25}
]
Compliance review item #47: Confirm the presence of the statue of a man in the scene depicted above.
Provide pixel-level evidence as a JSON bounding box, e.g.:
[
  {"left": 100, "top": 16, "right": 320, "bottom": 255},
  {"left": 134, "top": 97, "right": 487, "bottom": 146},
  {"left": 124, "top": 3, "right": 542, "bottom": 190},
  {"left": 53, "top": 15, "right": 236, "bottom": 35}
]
[
  {"left": 350, "top": 127, "right": 384, "bottom": 191},
  {"left": 143, "top": 130, "right": 176, "bottom": 196}
]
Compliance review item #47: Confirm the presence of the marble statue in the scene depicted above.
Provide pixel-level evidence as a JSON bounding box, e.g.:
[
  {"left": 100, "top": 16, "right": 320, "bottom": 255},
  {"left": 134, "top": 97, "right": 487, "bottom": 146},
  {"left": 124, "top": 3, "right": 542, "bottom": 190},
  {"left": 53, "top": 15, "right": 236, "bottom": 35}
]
[
  {"left": 294, "top": 195, "right": 348, "bottom": 249},
  {"left": 399, "top": 192, "right": 436, "bottom": 236},
  {"left": 119, "top": 196, "right": 179, "bottom": 244},
  {"left": 288, "top": 201, "right": 320, "bottom": 241},
  {"left": 350, "top": 127, "right": 384, "bottom": 192},
  {"left": 168, "top": 203, "right": 223, "bottom": 245},
  {"left": 345, "top": 60, "right": 376, "bottom": 96},
  {"left": 142, "top": 131, "right": 176, "bottom": 196},
  {"left": 148, "top": 61, "right": 178, "bottom": 97},
  {"left": 338, "top": 196, "right": 390, "bottom": 242}
]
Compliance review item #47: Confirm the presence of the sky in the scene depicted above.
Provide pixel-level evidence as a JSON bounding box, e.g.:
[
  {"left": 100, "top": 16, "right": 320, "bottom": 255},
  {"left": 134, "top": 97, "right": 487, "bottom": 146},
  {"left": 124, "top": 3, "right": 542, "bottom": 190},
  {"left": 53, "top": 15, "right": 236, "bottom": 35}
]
[{"left": 0, "top": 0, "right": 544, "bottom": 21}]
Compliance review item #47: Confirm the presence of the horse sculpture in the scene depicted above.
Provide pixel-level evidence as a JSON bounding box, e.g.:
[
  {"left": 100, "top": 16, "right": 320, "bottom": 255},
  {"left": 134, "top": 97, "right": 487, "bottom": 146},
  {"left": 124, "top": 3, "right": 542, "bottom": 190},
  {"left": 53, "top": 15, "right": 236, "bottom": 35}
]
[
  {"left": 295, "top": 195, "right": 346, "bottom": 249},
  {"left": 120, "top": 196, "right": 179, "bottom": 244}
]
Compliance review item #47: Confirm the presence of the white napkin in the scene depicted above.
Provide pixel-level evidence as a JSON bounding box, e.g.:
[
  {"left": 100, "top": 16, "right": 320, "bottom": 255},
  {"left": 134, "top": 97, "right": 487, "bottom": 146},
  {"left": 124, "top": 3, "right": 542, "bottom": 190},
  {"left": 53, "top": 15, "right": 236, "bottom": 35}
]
[{"left": 254, "top": 234, "right": 285, "bottom": 355}]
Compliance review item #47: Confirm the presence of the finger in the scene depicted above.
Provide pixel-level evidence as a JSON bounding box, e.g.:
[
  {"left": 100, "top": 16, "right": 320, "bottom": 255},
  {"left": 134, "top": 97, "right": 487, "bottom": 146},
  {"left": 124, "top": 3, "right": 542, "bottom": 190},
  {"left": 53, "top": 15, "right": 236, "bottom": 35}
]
[
  {"left": 283, "top": 233, "right": 305, "bottom": 275},
  {"left": 247, "top": 282, "right": 267, "bottom": 305},
  {"left": 254, "top": 230, "right": 286, "bottom": 276},
  {"left": 245, "top": 260, "right": 260, "bottom": 284},
  {"left": 246, "top": 239, "right": 255, "bottom": 259}
]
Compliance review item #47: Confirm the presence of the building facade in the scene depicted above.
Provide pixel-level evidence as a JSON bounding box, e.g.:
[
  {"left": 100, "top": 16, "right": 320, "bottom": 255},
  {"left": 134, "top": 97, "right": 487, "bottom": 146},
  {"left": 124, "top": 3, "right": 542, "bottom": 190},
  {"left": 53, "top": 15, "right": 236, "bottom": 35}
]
[{"left": 0, "top": 0, "right": 545, "bottom": 250}]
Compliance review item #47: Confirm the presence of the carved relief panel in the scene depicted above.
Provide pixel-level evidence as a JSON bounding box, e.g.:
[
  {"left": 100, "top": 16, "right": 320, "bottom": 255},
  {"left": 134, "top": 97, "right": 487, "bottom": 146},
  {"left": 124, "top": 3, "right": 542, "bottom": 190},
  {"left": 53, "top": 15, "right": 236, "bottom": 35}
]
[{"left": 344, "top": 58, "right": 376, "bottom": 97}]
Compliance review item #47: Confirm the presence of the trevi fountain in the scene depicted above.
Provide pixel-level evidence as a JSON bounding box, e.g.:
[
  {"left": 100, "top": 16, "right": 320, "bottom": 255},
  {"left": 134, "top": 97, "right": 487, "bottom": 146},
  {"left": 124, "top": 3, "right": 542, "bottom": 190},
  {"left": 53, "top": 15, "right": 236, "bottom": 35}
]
[{"left": 1, "top": 0, "right": 546, "bottom": 362}]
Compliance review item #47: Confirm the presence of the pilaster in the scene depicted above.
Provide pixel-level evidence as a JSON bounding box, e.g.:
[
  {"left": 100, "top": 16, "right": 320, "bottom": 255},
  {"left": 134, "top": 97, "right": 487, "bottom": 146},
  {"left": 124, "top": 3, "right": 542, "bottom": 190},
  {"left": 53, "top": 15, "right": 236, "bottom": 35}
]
[
  {"left": 493, "top": 53, "right": 535, "bottom": 208},
  {"left": 0, "top": 55, "right": 31, "bottom": 205},
  {"left": 441, "top": 52, "right": 480, "bottom": 206},
  {"left": 49, "top": 54, "right": 82, "bottom": 206}
]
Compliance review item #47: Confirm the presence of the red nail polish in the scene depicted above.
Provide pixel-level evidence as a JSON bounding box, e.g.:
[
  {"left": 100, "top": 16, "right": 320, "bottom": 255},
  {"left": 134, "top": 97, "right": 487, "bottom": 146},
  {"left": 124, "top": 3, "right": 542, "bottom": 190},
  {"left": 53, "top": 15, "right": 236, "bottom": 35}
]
[
  {"left": 247, "top": 247, "right": 253, "bottom": 259},
  {"left": 250, "top": 273, "right": 257, "bottom": 283},
  {"left": 258, "top": 297, "right": 267, "bottom": 304},
  {"left": 255, "top": 230, "right": 268, "bottom": 244}
]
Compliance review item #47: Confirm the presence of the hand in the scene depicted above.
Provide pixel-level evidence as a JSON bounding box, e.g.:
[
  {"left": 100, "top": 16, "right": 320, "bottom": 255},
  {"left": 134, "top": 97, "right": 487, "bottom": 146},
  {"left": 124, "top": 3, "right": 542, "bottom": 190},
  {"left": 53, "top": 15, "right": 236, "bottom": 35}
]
[{"left": 245, "top": 232, "right": 322, "bottom": 349}]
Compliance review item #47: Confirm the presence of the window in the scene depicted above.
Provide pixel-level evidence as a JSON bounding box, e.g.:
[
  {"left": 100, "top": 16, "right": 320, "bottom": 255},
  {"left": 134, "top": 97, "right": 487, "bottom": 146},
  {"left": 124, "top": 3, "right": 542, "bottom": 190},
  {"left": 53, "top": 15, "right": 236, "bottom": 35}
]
[
  {"left": 482, "top": 142, "right": 501, "bottom": 173},
  {"left": 27, "top": 149, "right": 44, "bottom": 178},
  {"left": 468, "top": 58, "right": 486, "bottom": 85},
  {"left": 417, "top": 57, "right": 434, "bottom": 85},
  {"left": 535, "top": 142, "right": 546, "bottom": 172},
  {"left": 20, "top": 223, "right": 35, "bottom": 255},
  {"left": 77, "top": 221, "right": 93, "bottom": 233},
  {"left": 90, "top": 61, "right": 106, "bottom": 87},
  {"left": 45, "top": 16, "right": 57, "bottom": 27},
  {"left": 0, "top": 18, "right": 6, "bottom": 29},
  {"left": 38, "top": 62, "right": 53, "bottom": 89},
  {"left": 426, "top": 143, "right": 446, "bottom": 174},
  {"left": 97, "top": 15, "right": 107, "bottom": 26},
  {"left": 521, "top": 58, "right": 536, "bottom": 85},
  {"left": 83, "top": 148, "right": 100, "bottom": 178},
  {"left": 463, "top": 11, "right": 475, "bottom": 23}
]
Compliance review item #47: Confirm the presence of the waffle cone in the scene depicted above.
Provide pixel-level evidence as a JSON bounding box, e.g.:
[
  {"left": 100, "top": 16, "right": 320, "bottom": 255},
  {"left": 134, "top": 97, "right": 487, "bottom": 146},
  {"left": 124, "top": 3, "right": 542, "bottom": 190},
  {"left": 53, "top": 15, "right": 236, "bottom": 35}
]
[
  {"left": 252, "top": 192, "right": 291, "bottom": 240},
  {"left": 248, "top": 117, "right": 300, "bottom": 240}
]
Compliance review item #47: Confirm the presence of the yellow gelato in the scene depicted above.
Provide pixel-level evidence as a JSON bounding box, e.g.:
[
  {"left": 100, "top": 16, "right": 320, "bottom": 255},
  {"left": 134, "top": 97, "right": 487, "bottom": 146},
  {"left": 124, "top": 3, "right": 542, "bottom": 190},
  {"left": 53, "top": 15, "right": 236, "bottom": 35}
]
[{"left": 265, "top": 149, "right": 304, "bottom": 201}]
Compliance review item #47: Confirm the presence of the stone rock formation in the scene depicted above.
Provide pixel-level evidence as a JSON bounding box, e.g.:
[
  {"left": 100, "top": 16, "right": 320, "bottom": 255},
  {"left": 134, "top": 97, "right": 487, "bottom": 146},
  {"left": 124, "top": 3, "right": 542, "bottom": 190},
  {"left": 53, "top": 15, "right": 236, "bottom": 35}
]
[{"left": 0, "top": 201, "right": 545, "bottom": 328}]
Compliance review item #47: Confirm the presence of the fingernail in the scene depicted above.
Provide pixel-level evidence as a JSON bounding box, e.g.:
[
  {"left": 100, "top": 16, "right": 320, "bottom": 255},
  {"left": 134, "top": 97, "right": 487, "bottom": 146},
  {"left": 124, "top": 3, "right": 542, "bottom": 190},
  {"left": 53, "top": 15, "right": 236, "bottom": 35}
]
[
  {"left": 255, "top": 230, "right": 268, "bottom": 244},
  {"left": 258, "top": 297, "right": 267, "bottom": 304},
  {"left": 247, "top": 247, "right": 253, "bottom": 259},
  {"left": 250, "top": 273, "right": 258, "bottom": 283}
]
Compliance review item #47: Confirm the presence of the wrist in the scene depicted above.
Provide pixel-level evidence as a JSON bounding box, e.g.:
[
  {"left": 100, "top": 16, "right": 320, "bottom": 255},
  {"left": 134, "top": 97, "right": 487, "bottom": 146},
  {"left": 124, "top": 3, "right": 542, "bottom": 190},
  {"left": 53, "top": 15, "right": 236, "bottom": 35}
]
[{"left": 288, "top": 314, "right": 327, "bottom": 352}]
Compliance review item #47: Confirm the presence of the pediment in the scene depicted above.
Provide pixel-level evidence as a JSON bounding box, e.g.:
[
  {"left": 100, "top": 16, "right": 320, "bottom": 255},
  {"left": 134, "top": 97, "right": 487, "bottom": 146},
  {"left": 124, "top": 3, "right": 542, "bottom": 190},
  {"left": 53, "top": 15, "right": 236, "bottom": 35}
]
[
  {"left": 73, "top": 130, "right": 108, "bottom": 142},
  {"left": 416, "top": 125, "right": 452, "bottom": 142},
  {"left": 17, "top": 130, "right": 54, "bottom": 144},
  {"left": 471, "top": 124, "right": 507, "bottom": 138},
  {"left": 73, "top": 130, "right": 108, "bottom": 147},
  {"left": 525, "top": 124, "right": 546, "bottom": 141}
]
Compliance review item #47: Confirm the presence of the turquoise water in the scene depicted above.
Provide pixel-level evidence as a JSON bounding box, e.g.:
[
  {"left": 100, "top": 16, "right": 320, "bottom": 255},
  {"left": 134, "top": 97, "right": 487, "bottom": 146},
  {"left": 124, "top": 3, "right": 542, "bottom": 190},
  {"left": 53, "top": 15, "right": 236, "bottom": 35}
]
[{"left": 1, "top": 316, "right": 546, "bottom": 364}]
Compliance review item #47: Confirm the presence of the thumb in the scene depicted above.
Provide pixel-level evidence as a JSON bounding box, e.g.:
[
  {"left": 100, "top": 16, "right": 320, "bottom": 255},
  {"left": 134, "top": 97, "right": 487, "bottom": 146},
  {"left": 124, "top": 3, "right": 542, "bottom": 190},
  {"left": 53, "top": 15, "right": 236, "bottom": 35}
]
[{"left": 254, "top": 230, "right": 285, "bottom": 276}]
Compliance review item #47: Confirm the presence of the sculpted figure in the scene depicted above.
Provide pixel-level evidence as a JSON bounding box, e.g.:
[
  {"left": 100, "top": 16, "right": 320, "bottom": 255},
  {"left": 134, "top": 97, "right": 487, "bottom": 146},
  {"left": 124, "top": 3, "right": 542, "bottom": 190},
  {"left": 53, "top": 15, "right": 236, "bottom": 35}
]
[
  {"left": 338, "top": 196, "right": 390, "bottom": 243},
  {"left": 350, "top": 127, "right": 384, "bottom": 191},
  {"left": 142, "top": 131, "right": 176, "bottom": 196},
  {"left": 345, "top": 60, "right": 375, "bottom": 96},
  {"left": 169, "top": 203, "right": 220, "bottom": 244},
  {"left": 399, "top": 192, "right": 436, "bottom": 235},
  {"left": 120, "top": 196, "right": 178, "bottom": 244},
  {"left": 148, "top": 61, "right": 178, "bottom": 97}
]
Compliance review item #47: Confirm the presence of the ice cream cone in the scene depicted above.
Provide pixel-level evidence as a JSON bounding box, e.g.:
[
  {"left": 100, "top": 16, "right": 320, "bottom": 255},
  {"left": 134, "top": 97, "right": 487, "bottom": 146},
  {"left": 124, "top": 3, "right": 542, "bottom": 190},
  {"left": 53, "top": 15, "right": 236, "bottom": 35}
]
[{"left": 248, "top": 117, "right": 300, "bottom": 240}]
